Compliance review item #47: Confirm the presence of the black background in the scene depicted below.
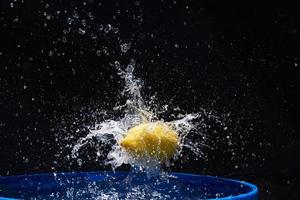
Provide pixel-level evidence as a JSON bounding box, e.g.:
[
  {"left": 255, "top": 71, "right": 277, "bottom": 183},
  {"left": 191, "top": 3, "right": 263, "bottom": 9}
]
[{"left": 0, "top": 1, "right": 300, "bottom": 199}]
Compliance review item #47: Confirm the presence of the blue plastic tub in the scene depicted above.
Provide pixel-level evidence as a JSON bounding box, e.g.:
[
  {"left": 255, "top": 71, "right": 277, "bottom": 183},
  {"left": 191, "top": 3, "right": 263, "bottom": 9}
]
[{"left": 0, "top": 171, "right": 258, "bottom": 199}]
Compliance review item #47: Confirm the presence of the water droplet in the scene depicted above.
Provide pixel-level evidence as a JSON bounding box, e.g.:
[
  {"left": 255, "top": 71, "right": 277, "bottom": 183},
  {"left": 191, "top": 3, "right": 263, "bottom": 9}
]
[
  {"left": 90, "top": 33, "right": 97, "bottom": 39},
  {"left": 13, "top": 17, "right": 19, "bottom": 22},
  {"left": 99, "top": 24, "right": 104, "bottom": 31},
  {"left": 67, "top": 17, "right": 74, "bottom": 25},
  {"left": 24, "top": 157, "right": 29, "bottom": 163},
  {"left": 87, "top": 12, "right": 94, "bottom": 20},
  {"left": 120, "top": 43, "right": 131, "bottom": 53},
  {"left": 113, "top": 27, "right": 119, "bottom": 34},
  {"left": 72, "top": 11, "right": 79, "bottom": 19},
  {"left": 62, "top": 28, "right": 71, "bottom": 35},
  {"left": 102, "top": 48, "right": 109, "bottom": 56},
  {"left": 48, "top": 51, "right": 53, "bottom": 56},
  {"left": 114, "top": 61, "right": 121, "bottom": 68},
  {"left": 81, "top": 19, "right": 87, "bottom": 27},
  {"left": 77, "top": 158, "right": 82, "bottom": 166},
  {"left": 104, "top": 24, "right": 112, "bottom": 33},
  {"left": 78, "top": 28, "right": 86, "bottom": 35},
  {"left": 126, "top": 64, "right": 134, "bottom": 73},
  {"left": 96, "top": 50, "right": 101, "bottom": 56},
  {"left": 174, "top": 43, "right": 179, "bottom": 48}
]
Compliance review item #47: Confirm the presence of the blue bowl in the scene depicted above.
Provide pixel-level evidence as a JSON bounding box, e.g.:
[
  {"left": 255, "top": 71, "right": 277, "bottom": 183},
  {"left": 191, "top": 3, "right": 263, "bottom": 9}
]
[{"left": 0, "top": 171, "right": 258, "bottom": 199}]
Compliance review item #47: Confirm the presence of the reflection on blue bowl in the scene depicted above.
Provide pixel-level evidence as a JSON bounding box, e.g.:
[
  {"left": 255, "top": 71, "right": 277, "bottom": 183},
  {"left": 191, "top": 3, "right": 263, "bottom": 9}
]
[{"left": 0, "top": 171, "right": 258, "bottom": 200}]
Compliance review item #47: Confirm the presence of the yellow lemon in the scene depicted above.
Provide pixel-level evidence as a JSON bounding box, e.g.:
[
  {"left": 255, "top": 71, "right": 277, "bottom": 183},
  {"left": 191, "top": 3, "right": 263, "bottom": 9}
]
[{"left": 120, "top": 121, "right": 179, "bottom": 161}]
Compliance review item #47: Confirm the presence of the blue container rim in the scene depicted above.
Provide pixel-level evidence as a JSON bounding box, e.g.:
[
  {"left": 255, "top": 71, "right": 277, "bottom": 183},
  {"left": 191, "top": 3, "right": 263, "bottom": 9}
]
[
  {"left": 0, "top": 171, "right": 258, "bottom": 200},
  {"left": 173, "top": 172, "right": 258, "bottom": 200}
]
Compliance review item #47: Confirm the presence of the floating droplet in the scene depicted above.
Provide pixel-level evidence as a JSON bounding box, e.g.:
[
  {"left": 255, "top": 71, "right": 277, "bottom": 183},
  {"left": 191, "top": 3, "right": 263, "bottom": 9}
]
[
  {"left": 114, "top": 61, "right": 121, "bottom": 68},
  {"left": 90, "top": 33, "right": 97, "bottom": 39},
  {"left": 102, "top": 48, "right": 109, "bottom": 56},
  {"left": 72, "top": 11, "right": 79, "bottom": 19},
  {"left": 81, "top": 19, "right": 87, "bottom": 27},
  {"left": 67, "top": 17, "right": 74, "bottom": 25},
  {"left": 120, "top": 43, "right": 131, "bottom": 53},
  {"left": 113, "top": 27, "right": 119, "bottom": 34},
  {"left": 78, "top": 28, "right": 86, "bottom": 35},
  {"left": 104, "top": 24, "right": 112, "bottom": 33},
  {"left": 96, "top": 50, "right": 101, "bottom": 56},
  {"left": 13, "top": 17, "right": 19, "bottom": 22},
  {"left": 126, "top": 64, "right": 134, "bottom": 73},
  {"left": 77, "top": 158, "right": 82, "bottom": 166},
  {"left": 62, "top": 28, "right": 71, "bottom": 35},
  {"left": 87, "top": 12, "right": 94, "bottom": 20}
]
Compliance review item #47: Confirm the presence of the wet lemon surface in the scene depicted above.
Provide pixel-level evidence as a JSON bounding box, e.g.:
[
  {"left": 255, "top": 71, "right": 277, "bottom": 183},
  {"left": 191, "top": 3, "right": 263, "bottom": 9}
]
[{"left": 120, "top": 121, "right": 179, "bottom": 161}]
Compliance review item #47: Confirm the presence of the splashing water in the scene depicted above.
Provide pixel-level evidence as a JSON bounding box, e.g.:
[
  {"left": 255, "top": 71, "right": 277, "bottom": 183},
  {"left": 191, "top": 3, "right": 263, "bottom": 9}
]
[
  {"left": 71, "top": 59, "right": 205, "bottom": 172},
  {"left": 59, "top": 7, "right": 230, "bottom": 175}
]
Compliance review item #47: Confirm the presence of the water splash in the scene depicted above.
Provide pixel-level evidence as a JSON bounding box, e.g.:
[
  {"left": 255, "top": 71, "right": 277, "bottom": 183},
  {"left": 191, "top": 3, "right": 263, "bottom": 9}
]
[{"left": 71, "top": 60, "right": 206, "bottom": 171}]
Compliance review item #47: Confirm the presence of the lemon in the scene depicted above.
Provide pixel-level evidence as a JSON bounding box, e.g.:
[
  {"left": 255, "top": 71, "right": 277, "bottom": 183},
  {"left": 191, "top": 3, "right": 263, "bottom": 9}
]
[{"left": 120, "top": 121, "right": 179, "bottom": 161}]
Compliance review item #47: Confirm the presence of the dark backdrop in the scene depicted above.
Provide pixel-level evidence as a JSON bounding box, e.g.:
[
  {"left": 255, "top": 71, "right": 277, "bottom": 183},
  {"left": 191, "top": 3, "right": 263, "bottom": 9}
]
[{"left": 0, "top": 1, "right": 299, "bottom": 199}]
